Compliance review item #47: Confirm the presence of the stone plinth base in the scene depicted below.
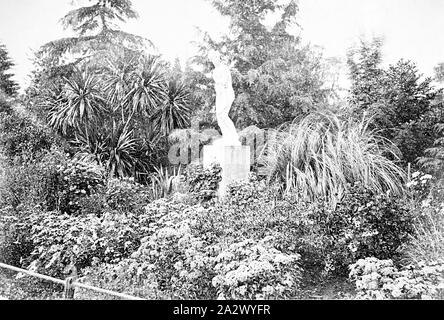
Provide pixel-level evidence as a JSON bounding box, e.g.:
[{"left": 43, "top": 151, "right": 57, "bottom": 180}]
[{"left": 203, "top": 145, "right": 250, "bottom": 199}]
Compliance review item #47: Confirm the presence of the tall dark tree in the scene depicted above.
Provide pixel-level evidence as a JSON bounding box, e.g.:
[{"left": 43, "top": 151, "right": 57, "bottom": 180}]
[
  {"left": 0, "top": 43, "right": 19, "bottom": 97},
  {"left": 347, "top": 38, "right": 443, "bottom": 165},
  {"left": 189, "top": 0, "right": 328, "bottom": 129},
  {"left": 382, "top": 60, "right": 441, "bottom": 165},
  {"left": 347, "top": 37, "right": 385, "bottom": 118}
]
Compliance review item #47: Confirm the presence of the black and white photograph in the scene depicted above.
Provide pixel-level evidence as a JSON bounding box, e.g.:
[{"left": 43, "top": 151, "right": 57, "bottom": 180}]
[{"left": 1, "top": 0, "right": 444, "bottom": 306}]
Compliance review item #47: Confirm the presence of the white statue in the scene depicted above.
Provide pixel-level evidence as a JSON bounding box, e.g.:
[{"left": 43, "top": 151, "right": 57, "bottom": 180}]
[{"left": 208, "top": 50, "right": 241, "bottom": 146}]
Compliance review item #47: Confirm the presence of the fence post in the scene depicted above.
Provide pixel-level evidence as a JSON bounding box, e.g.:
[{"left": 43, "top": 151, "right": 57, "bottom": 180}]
[{"left": 63, "top": 276, "right": 76, "bottom": 300}]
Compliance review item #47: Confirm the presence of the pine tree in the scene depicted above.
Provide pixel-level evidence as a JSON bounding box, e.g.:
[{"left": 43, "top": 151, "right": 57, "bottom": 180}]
[
  {"left": 0, "top": 43, "right": 19, "bottom": 96},
  {"left": 26, "top": 0, "right": 149, "bottom": 120},
  {"left": 39, "top": 0, "right": 148, "bottom": 67}
]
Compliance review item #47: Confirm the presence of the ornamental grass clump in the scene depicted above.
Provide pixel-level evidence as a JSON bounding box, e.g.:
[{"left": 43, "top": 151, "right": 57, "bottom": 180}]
[
  {"left": 263, "top": 112, "right": 406, "bottom": 206},
  {"left": 405, "top": 201, "right": 444, "bottom": 266}
]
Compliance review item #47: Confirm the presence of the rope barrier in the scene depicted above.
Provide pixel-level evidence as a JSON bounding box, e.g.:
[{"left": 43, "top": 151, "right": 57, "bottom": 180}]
[{"left": 0, "top": 262, "right": 145, "bottom": 300}]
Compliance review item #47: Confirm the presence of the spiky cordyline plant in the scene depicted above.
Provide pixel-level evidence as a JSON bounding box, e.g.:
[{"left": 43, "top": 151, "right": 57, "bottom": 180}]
[
  {"left": 263, "top": 112, "right": 406, "bottom": 206},
  {"left": 123, "top": 55, "right": 166, "bottom": 117},
  {"left": 102, "top": 55, "right": 136, "bottom": 116},
  {"left": 151, "top": 79, "right": 191, "bottom": 137},
  {"left": 48, "top": 68, "right": 106, "bottom": 134},
  {"left": 74, "top": 120, "right": 140, "bottom": 179}
]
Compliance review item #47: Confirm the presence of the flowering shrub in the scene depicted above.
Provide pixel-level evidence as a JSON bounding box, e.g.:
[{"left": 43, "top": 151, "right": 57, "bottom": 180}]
[
  {"left": 212, "top": 237, "right": 301, "bottom": 300},
  {"left": 349, "top": 257, "right": 444, "bottom": 299},
  {"left": 129, "top": 198, "right": 216, "bottom": 299},
  {"left": 78, "top": 195, "right": 304, "bottom": 300},
  {"left": 15, "top": 209, "right": 153, "bottom": 278},
  {"left": 55, "top": 157, "right": 105, "bottom": 215},
  {"left": 407, "top": 171, "right": 434, "bottom": 201},
  {"left": 198, "top": 181, "right": 414, "bottom": 279}
]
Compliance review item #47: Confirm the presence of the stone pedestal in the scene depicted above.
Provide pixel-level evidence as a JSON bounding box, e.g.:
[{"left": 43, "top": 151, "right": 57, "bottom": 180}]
[{"left": 203, "top": 145, "right": 250, "bottom": 199}]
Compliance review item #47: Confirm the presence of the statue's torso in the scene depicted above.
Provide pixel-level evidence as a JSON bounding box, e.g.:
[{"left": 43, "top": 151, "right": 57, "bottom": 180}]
[{"left": 213, "top": 65, "right": 234, "bottom": 96}]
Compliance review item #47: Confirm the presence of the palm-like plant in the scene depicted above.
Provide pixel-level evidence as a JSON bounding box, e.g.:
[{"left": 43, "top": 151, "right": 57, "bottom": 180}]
[
  {"left": 263, "top": 112, "right": 406, "bottom": 206},
  {"left": 102, "top": 53, "right": 138, "bottom": 120},
  {"left": 152, "top": 79, "right": 191, "bottom": 137},
  {"left": 74, "top": 120, "right": 139, "bottom": 178},
  {"left": 48, "top": 69, "right": 105, "bottom": 134},
  {"left": 124, "top": 56, "right": 166, "bottom": 117},
  {"left": 46, "top": 53, "right": 192, "bottom": 182},
  {"left": 105, "top": 121, "right": 139, "bottom": 178}
]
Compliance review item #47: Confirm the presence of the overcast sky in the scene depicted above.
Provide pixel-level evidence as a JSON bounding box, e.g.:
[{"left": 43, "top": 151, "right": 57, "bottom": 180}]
[{"left": 1, "top": 0, "right": 443, "bottom": 91}]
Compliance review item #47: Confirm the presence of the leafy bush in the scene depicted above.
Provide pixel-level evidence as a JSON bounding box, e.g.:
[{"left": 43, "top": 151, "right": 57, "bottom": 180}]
[
  {"left": 225, "top": 174, "right": 277, "bottom": 208},
  {"left": 0, "top": 147, "right": 62, "bottom": 209},
  {"left": 0, "top": 94, "right": 12, "bottom": 114},
  {"left": 185, "top": 163, "right": 221, "bottom": 204},
  {"left": 308, "top": 183, "right": 414, "bottom": 275},
  {"left": 0, "top": 206, "right": 34, "bottom": 267},
  {"left": 0, "top": 148, "right": 104, "bottom": 214},
  {"left": 212, "top": 237, "right": 301, "bottom": 300},
  {"left": 196, "top": 181, "right": 414, "bottom": 278},
  {"left": 103, "top": 177, "right": 151, "bottom": 214},
  {"left": 61, "top": 178, "right": 415, "bottom": 299},
  {"left": 0, "top": 160, "right": 53, "bottom": 209},
  {"left": 349, "top": 257, "right": 444, "bottom": 299},
  {"left": 0, "top": 111, "right": 58, "bottom": 162},
  {"left": 7, "top": 209, "right": 153, "bottom": 279}
]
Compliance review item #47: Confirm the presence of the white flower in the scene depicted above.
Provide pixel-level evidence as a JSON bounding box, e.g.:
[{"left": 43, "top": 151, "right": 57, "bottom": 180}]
[
  {"left": 421, "top": 199, "right": 431, "bottom": 208},
  {"left": 412, "top": 172, "right": 421, "bottom": 178}
]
